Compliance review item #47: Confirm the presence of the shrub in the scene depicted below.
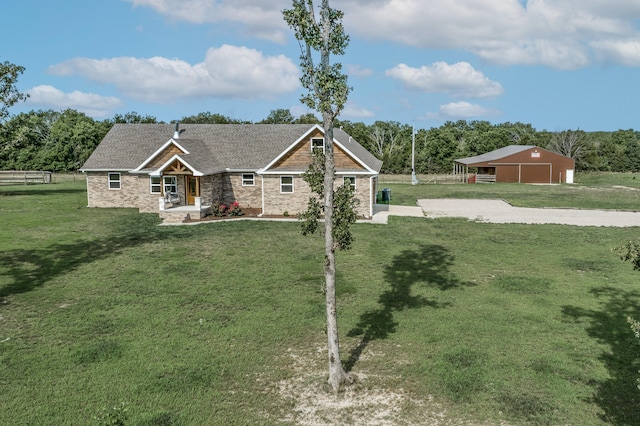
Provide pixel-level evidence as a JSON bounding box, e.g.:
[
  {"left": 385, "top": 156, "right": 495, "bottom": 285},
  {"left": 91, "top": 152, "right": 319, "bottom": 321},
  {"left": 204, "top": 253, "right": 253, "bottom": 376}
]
[{"left": 211, "top": 200, "right": 243, "bottom": 217}]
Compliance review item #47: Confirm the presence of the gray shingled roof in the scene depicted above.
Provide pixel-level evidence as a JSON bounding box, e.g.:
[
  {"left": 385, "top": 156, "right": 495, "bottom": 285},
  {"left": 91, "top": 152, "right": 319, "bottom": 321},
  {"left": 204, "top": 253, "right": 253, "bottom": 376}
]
[
  {"left": 334, "top": 127, "right": 383, "bottom": 173},
  {"left": 454, "top": 145, "right": 536, "bottom": 166},
  {"left": 81, "top": 124, "right": 382, "bottom": 174}
]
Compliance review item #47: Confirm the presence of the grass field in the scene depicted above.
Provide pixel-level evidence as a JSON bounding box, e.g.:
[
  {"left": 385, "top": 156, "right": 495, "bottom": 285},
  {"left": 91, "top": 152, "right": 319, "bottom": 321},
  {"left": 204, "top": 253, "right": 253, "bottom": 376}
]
[
  {"left": 1, "top": 175, "right": 639, "bottom": 425},
  {"left": 382, "top": 171, "right": 640, "bottom": 211}
]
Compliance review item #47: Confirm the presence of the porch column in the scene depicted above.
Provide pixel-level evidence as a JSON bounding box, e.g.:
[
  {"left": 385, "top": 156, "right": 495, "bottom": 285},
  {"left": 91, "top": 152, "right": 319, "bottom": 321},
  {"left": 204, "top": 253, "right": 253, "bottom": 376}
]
[
  {"left": 159, "top": 197, "right": 166, "bottom": 211},
  {"left": 195, "top": 197, "right": 202, "bottom": 210}
]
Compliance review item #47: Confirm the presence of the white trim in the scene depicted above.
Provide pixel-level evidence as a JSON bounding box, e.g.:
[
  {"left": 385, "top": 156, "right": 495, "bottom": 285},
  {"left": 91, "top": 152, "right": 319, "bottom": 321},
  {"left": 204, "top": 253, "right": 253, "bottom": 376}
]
[
  {"left": 108, "top": 172, "right": 121, "bottom": 190},
  {"left": 242, "top": 173, "right": 255, "bottom": 186},
  {"left": 132, "top": 138, "right": 190, "bottom": 172},
  {"left": 259, "top": 170, "right": 306, "bottom": 175},
  {"left": 369, "top": 176, "right": 375, "bottom": 218},
  {"left": 224, "top": 169, "right": 256, "bottom": 173},
  {"left": 81, "top": 168, "right": 129, "bottom": 172},
  {"left": 335, "top": 171, "right": 373, "bottom": 175},
  {"left": 150, "top": 154, "right": 204, "bottom": 177},
  {"left": 280, "top": 175, "right": 294, "bottom": 193},
  {"left": 150, "top": 176, "right": 162, "bottom": 193},
  {"left": 333, "top": 140, "right": 377, "bottom": 174},
  {"left": 258, "top": 124, "right": 323, "bottom": 173},
  {"left": 343, "top": 175, "right": 356, "bottom": 190},
  {"left": 259, "top": 124, "right": 377, "bottom": 175},
  {"left": 163, "top": 175, "right": 177, "bottom": 194},
  {"left": 311, "top": 137, "right": 325, "bottom": 153},
  {"left": 260, "top": 174, "right": 265, "bottom": 216}
]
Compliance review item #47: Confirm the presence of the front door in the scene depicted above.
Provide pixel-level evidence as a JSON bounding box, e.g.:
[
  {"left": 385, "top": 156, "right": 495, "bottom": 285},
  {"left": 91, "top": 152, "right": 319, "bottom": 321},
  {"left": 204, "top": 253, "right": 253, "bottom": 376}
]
[{"left": 186, "top": 176, "right": 200, "bottom": 205}]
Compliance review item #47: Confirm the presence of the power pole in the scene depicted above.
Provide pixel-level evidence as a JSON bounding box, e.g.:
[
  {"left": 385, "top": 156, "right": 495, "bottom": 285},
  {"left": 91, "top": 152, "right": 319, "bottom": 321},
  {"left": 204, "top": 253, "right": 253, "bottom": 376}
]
[{"left": 411, "top": 122, "right": 418, "bottom": 185}]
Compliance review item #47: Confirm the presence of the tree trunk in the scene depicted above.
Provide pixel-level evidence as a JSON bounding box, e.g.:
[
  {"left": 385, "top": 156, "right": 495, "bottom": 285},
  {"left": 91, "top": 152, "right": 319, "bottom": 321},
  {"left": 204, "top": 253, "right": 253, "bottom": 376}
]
[{"left": 323, "top": 117, "right": 351, "bottom": 392}]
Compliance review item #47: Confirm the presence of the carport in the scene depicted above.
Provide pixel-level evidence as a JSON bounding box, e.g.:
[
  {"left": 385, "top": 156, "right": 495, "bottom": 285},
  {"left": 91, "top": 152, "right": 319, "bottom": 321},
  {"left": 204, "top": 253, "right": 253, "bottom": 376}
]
[{"left": 454, "top": 145, "right": 575, "bottom": 184}]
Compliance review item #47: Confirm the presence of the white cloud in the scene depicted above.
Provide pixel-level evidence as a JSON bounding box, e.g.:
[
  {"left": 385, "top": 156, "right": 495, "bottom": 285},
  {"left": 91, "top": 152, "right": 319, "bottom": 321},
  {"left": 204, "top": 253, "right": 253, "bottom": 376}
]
[
  {"left": 386, "top": 62, "right": 503, "bottom": 99},
  {"left": 49, "top": 45, "right": 300, "bottom": 103},
  {"left": 126, "top": 0, "right": 290, "bottom": 43},
  {"left": 425, "top": 101, "right": 501, "bottom": 121},
  {"left": 342, "top": 103, "right": 375, "bottom": 119},
  {"left": 342, "top": 0, "right": 640, "bottom": 69},
  {"left": 124, "top": 0, "right": 640, "bottom": 68},
  {"left": 591, "top": 39, "right": 640, "bottom": 67},
  {"left": 26, "top": 85, "right": 123, "bottom": 118},
  {"left": 346, "top": 64, "right": 374, "bottom": 78}
]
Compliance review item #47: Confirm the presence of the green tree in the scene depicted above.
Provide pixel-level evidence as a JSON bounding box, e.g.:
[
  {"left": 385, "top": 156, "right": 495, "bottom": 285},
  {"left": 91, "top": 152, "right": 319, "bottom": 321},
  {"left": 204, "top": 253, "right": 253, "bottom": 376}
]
[
  {"left": 260, "top": 108, "right": 295, "bottom": 124},
  {"left": 0, "top": 61, "right": 29, "bottom": 123},
  {"left": 0, "top": 110, "right": 57, "bottom": 169},
  {"left": 294, "top": 112, "right": 321, "bottom": 124},
  {"left": 0, "top": 109, "right": 108, "bottom": 171},
  {"left": 112, "top": 111, "right": 158, "bottom": 124},
  {"left": 603, "top": 131, "right": 630, "bottom": 171},
  {"left": 420, "top": 125, "right": 460, "bottom": 173},
  {"left": 39, "top": 109, "right": 109, "bottom": 171},
  {"left": 367, "top": 121, "right": 412, "bottom": 173},
  {"left": 615, "top": 241, "right": 640, "bottom": 390},
  {"left": 284, "top": 0, "right": 354, "bottom": 391},
  {"left": 178, "top": 111, "right": 244, "bottom": 124}
]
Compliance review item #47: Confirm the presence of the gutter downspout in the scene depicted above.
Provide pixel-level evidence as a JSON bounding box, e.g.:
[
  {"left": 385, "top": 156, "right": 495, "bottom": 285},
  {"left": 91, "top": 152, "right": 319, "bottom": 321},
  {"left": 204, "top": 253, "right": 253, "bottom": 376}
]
[
  {"left": 258, "top": 173, "right": 265, "bottom": 217},
  {"left": 369, "top": 175, "right": 375, "bottom": 218}
]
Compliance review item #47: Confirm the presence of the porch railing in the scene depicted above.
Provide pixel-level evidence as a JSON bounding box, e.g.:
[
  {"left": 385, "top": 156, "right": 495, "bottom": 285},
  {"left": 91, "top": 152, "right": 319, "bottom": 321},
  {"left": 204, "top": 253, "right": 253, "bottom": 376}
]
[{"left": 475, "top": 174, "right": 497, "bottom": 183}]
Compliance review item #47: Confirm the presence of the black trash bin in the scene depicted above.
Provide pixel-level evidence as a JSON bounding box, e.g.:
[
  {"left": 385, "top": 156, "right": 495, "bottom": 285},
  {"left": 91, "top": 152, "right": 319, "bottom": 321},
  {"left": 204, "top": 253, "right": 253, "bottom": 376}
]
[{"left": 381, "top": 188, "right": 391, "bottom": 202}]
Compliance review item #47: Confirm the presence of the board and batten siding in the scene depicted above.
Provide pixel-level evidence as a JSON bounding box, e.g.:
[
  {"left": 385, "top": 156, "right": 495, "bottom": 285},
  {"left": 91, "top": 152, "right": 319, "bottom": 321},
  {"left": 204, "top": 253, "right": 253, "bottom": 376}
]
[{"left": 269, "top": 132, "right": 366, "bottom": 172}]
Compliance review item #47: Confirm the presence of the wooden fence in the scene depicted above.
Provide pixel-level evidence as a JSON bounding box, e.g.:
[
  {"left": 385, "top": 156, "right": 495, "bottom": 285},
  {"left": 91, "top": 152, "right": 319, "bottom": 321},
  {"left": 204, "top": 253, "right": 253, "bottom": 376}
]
[
  {"left": 378, "top": 173, "right": 462, "bottom": 184},
  {"left": 0, "top": 171, "right": 52, "bottom": 185}
]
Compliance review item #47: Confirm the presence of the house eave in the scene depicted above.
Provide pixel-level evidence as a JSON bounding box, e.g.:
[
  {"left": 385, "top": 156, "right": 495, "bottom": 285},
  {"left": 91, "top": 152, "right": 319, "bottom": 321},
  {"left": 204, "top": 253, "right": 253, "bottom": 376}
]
[
  {"left": 80, "top": 168, "right": 132, "bottom": 173},
  {"left": 133, "top": 138, "right": 190, "bottom": 172},
  {"left": 260, "top": 124, "right": 322, "bottom": 171},
  {"left": 151, "top": 154, "right": 204, "bottom": 177}
]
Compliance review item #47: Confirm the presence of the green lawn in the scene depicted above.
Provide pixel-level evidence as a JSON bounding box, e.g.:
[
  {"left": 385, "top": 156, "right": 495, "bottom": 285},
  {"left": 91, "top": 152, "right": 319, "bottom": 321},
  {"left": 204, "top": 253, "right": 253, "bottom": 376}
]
[
  {"left": 383, "top": 171, "right": 640, "bottom": 211},
  {"left": 1, "top": 178, "right": 639, "bottom": 425}
]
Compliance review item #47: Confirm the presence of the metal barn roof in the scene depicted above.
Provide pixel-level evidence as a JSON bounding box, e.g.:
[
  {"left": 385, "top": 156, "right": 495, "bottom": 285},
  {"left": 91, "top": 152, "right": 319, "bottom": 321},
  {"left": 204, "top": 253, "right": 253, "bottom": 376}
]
[{"left": 454, "top": 145, "right": 537, "bottom": 166}]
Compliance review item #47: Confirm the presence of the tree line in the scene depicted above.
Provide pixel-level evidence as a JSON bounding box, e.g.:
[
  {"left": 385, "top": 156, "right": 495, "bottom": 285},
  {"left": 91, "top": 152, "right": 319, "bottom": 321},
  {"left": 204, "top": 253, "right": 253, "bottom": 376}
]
[{"left": 1, "top": 107, "right": 639, "bottom": 173}]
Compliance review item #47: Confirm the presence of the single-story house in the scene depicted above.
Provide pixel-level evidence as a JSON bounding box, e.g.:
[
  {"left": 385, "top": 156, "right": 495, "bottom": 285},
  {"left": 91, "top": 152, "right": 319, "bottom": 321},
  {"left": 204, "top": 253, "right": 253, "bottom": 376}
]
[
  {"left": 80, "top": 123, "right": 383, "bottom": 222},
  {"left": 453, "top": 145, "right": 575, "bottom": 184}
]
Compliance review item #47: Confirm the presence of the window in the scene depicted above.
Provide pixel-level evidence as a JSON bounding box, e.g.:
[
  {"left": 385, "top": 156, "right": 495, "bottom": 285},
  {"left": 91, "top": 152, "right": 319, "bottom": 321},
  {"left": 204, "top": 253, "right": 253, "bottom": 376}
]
[
  {"left": 163, "top": 176, "right": 177, "bottom": 194},
  {"left": 150, "top": 176, "right": 161, "bottom": 193},
  {"left": 242, "top": 173, "right": 255, "bottom": 186},
  {"left": 311, "top": 138, "right": 325, "bottom": 153},
  {"left": 343, "top": 176, "right": 356, "bottom": 191},
  {"left": 108, "top": 172, "right": 121, "bottom": 190},
  {"left": 280, "top": 176, "right": 294, "bottom": 193}
]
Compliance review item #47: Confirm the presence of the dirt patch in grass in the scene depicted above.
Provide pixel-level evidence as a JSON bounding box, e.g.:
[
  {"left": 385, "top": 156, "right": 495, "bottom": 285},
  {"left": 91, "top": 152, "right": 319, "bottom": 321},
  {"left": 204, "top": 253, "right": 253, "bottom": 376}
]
[{"left": 273, "top": 347, "right": 510, "bottom": 426}]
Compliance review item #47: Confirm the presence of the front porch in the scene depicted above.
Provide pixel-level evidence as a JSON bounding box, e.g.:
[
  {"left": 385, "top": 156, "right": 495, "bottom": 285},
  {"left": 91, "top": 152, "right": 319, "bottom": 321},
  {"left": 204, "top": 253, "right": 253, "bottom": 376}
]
[{"left": 158, "top": 196, "right": 211, "bottom": 224}]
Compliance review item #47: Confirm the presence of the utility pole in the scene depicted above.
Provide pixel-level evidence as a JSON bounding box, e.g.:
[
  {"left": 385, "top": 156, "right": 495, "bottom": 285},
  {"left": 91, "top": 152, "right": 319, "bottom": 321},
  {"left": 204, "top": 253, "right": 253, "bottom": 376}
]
[{"left": 411, "top": 121, "right": 418, "bottom": 185}]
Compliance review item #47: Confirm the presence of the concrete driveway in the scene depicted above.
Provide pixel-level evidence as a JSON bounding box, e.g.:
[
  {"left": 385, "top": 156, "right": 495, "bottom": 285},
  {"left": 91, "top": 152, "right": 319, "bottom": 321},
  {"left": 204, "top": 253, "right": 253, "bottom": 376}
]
[{"left": 416, "top": 199, "right": 640, "bottom": 227}]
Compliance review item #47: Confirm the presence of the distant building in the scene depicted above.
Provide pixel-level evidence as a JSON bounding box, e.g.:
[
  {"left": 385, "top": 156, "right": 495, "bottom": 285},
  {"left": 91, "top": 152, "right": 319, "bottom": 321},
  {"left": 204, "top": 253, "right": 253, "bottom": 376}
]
[{"left": 454, "top": 146, "right": 575, "bottom": 184}]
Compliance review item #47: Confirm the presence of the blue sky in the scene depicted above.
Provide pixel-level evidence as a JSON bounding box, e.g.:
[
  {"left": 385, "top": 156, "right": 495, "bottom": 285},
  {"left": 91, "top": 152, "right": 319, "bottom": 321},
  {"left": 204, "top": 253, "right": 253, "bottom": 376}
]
[{"left": 4, "top": 0, "right": 640, "bottom": 131}]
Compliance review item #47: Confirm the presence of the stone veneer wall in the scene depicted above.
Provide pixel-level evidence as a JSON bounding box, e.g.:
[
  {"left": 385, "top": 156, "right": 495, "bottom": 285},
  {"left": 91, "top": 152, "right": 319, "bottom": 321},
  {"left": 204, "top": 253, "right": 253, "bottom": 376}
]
[
  {"left": 227, "top": 173, "right": 262, "bottom": 210},
  {"left": 208, "top": 173, "right": 262, "bottom": 210},
  {"left": 86, "top": 171, "right": 374, "bottom": 218},
  {"left": 200, "top": 176, "right": 214, "bottom": 206},
  {"left": 261, "top": 174, "right": 373, "bottom": 218},
  {"left": 86, "top": 172, "right": 140, "bottom": 208},
  {"left": 262, "top": 174, "right": 309, "bottom": 216},
  {"left": 350, "top": 175, "right": 373, "bottom": 218}
]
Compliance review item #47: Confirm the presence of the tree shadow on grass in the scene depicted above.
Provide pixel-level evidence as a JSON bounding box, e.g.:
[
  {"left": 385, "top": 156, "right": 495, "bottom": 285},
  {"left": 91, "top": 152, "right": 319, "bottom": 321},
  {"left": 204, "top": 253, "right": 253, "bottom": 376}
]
[
  {"left": 344, "top": 244, "right": 468, "bottom": 372},
  {"left": 562, "top": 286, "right": 640, "bottom": 425},
  {"left": 0, "top": 187, "right": 86, "bottom": 197},
  {"left": 0, "top": 214, "right": 167, "bottom": 300}
]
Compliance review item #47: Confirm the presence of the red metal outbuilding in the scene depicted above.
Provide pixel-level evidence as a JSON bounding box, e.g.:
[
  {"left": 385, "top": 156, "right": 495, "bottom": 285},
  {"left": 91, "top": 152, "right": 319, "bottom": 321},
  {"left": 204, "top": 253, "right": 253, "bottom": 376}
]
[{"left": 454, "top": 145, "right": 575, "bottom": 184}]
